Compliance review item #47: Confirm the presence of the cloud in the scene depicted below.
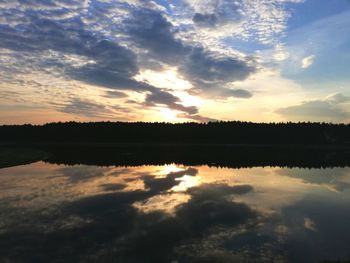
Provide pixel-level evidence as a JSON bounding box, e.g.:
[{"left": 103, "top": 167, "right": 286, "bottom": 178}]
[
  {"left": 125, "top": 8, "right": 189, "bottom": 64},
  {"left": 187, "top": 184, "right": 254, "bottom": 198},
  {"left": 301, "top": 55, "right": 315, "bottom": 69},
  {"left": 0, "top": 0, "right": 308, "bottom": 123},
  {"left": 185, "top": 0, "right": 242, "bottom": 28},
  {"left": 0, "top": 16, "right": 142, "bottom": 92},
  {"left": 326, "top": 93, "right": 350, "bottom": 104},
  {"left": 183, "top": 0, "right": 304, "bottom": 45},
  {"left": 192, "top": 12, "right": 219, "bottom": 27},
  {"left": 118, "top": 183, "right": 256, "bottom": 261},
  {"left": 176, "top": 184, "right": 256, "bottom": 233},
  {"left": 180, "top": 47, "right": 255, "bottom": 89},
  {"left": 142, "top": 89, "right": 217, "bottom": 122},
  {"left": 277, "top": 167, "right": 350, "bottom": 192},
  {"left": 58, "top": 98, "right": 123, "bottom": 118},
  {"left": 125, "top": 8, "right": 255, "bottom": 98},
  {"left": 0, "top": 162, "right": 258, "bottom": 263},
  {"left": 177, "top": 113, "right": 217, "bottom": 122},
  {"left": 0, "top": 0, "right": 88, "bottom": 24},
  {"left": 66, "top": 40, "right": 148, "bottom": 91},
  {"left": 103, "top": 90, "right": 128, "bottom": 99},
  {"left": 277, "top": 101, "right": 345, "bottom": 118},
  {"left": 237, "top": 0, "right": 304, "bottom": 45},
  {"left": 0, "top": 7, "right": 213, "bottom": 120},
  {"left": 279, "top": 10, "right": 350, "bottom": 85},
  {"left": 276, "top": 93, "right": 350, "bottom": 122},
  {"left": 144, "top": 89, "right": 198, "bottom": 115},
  {"left": 100, "top": 183, "right": 127, "bottom": 192},
  {"left": 143, "top": 167, "right": 198, "bottom": 193},
  {"left": 222, "top": 89, "right": 253, "bottom": 99},
  {"left": 59, "top": 165, "right": 111, "bottom": 182}
]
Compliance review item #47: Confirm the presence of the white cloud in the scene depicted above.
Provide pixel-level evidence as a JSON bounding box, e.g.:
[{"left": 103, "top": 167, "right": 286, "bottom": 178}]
[
  {"left": 301, "top": 55, "right": 315, "bottom": 69},
  {"left": 181, "top": 0, "right": 304, "bottom": 46}
]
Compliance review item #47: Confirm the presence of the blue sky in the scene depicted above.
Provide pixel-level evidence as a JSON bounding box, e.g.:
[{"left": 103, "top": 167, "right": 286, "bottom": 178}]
[{"left": 0, "top": 0, "right": 349, "bottom": 123}]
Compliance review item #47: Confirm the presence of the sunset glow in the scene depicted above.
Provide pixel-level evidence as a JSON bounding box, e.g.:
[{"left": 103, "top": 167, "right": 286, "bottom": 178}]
[{"left": 0, "top": 1, "right": 350, "bottom": 123}]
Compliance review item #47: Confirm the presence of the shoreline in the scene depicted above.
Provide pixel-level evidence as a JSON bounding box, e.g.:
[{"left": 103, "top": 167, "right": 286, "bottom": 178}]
[{"left": 1, "top": 142, "right": 349, "bottom": 169}]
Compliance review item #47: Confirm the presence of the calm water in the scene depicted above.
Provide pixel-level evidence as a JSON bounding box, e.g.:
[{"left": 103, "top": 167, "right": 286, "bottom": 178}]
[{"left": 1, "top": 162, "right": 350, "bottom": 263}]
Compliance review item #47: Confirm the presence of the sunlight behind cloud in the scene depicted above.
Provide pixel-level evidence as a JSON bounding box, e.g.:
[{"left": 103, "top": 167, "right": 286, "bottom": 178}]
[
  {"left": 157, "top": 164, "right": 185, "bottom": 177},
  {"left": 134, "top": 68, "right": 193, "bottom": 91},
  {"left": 133, "top": 193, "right": 191, "bottom": 214},
  {"left": 172, "top": 175, "right": 202, "bottom": 192},
  {"left": 160, "top": 108, "right": 178, "bottom": 122}
]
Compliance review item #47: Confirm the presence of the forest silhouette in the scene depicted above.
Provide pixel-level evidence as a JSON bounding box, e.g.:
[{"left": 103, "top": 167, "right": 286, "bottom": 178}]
[
  {"left": 1, "top": 121, "right": 350, "bottom": 145},
  {"left": 1, "top": 121, "right": 350, "bottom": 168}
]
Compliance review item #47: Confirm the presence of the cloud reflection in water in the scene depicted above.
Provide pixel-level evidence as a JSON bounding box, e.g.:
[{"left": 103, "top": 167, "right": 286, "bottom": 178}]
[{"left": 0, "top": 163, "right": 350, "bottom": 262}]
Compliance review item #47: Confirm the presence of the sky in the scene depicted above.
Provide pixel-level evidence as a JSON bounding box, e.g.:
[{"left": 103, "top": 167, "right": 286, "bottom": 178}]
[{"left": 0, "top": 0, "right": 350, "bottom": 124}]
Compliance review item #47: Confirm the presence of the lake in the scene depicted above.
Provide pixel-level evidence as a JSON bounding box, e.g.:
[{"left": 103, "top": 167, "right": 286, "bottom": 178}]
[{"left": 1, "top": 161, "right": 350, "bottom": 262}]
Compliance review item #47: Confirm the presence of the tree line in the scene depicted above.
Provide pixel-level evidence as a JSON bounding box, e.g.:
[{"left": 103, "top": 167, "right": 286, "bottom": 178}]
[{"left": 1, "top": 121, "right": 350, "bottom": 145}]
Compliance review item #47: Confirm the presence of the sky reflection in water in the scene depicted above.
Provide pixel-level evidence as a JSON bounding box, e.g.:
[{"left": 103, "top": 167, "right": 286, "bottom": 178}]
[{"left": 1, "top": 162, "right": 350, "bottom": 263}]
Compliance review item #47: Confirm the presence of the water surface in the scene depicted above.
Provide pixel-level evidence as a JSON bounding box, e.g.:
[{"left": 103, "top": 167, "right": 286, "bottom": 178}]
[{"left": 1, "top": 162, "right": 350, "bottom": 263}]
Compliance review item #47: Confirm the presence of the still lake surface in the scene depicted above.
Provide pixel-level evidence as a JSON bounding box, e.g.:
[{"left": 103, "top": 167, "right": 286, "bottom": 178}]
[{"left": 1, "top": 161, "right": 350, "bottom": 263}]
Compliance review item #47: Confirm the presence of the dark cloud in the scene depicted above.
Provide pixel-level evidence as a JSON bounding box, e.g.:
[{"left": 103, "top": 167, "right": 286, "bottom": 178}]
[
  {"left": 177, "top": 113, "right": 217, "bottom": 122},
  {"left": 143, "top": 167, "right": 198, "bottom": 193},
  {"left": 187, "top": 0, "right": 242, "bottom": 28},
  {"left": 328, "top": 93, "right": 350, "bottom": 103},
  {"left": 277, "top": 168, "right": 350, "bottom": 192},
  {"left": 100, "top": 183, "right": 127, "bottom": 192},
  {"left": 65, "top": 39, "right": 155, "bottom": 92},
  {"left": 0, "top": 163, "right": 257, "bottom": 263},
  {"left": 193, "top": 12, "right": 219, "bottom": 27},
  {"left": 125, "top": 8, "right": 190, "bottom": 64},
  {"left": 111, "top": 183, "right": 255, "bottom": 262},
  {"left": 222, "top": 88, "right": 253, "bottom": 98},
  {"left": 144, "top": 90, "right": 198, "bottom": 115},
  {"left": 126, "top": 8, "right": 255, "bottom": 98},
  {"left": 187, "top": 184, "right": 254, "bottom": 200},
  {"left": 59, "top": 98, "right": 116, "bottom": 118},
  {"left": 276, "top": 94, "right": 350, "bottom": 122},
  {"left": 180, "top": 47, "right": 255, "bottom": 89},
  {"left": 0, "top": 2, "right": 253, "bottom": 121},
  {"left": 58, "top": 97, "right": 141, "bottom": 120},
  {"left": 14, "top": 0, "right": 82, "bottom": 9},
  {"left": 276, "top": 101, "right": 347, "bottom": 119},
  {"left": 0, "top": 16, "right": 145, "bottom": 92},
  {"left": 119, "top": 184, "right": 256, "bottom": 262},
  {"left": 0, "top": 12, "right": 206, "bottom": 118},
  {"left": 58, "top": 165, "right": 111, "bottom": 182},
  {"left": 0, "top": 15, "right": 92, "bottom": 53},
  {"left": 109, "top": 168, "right": 133, "bottom": 177},
  {"left": 103, "top": 90, "right": 128, "bottom": 99},
  {"left": 176, "top": 184, "right": 255, "bottom": 233}
]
